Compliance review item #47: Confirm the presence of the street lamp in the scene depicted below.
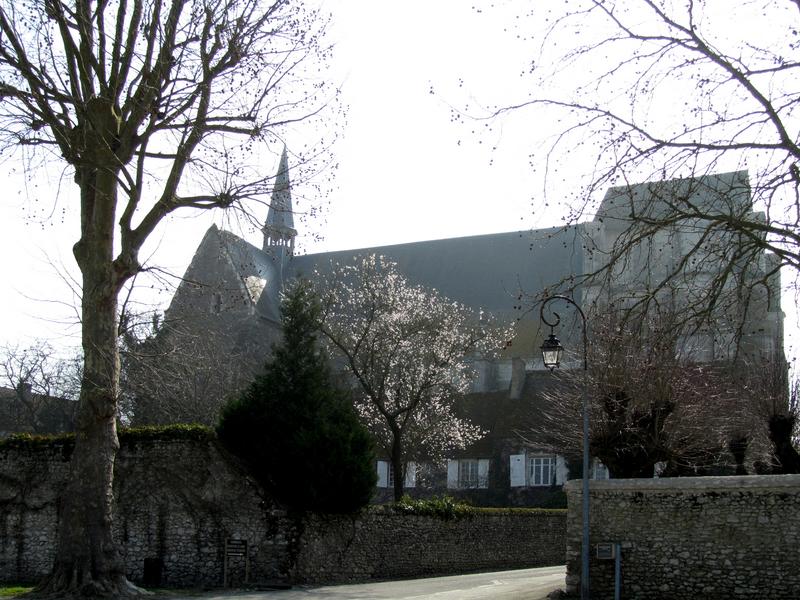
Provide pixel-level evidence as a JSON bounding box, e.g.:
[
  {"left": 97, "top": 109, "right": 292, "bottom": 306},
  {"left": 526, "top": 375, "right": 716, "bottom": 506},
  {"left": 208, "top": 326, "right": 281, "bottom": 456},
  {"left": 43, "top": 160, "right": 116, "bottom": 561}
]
[
  {"left": 540, "top": 331, "right": 563, "bottom": 371},
  {"left": 539, "top": 295, "right": 590, "bottom": 600}
]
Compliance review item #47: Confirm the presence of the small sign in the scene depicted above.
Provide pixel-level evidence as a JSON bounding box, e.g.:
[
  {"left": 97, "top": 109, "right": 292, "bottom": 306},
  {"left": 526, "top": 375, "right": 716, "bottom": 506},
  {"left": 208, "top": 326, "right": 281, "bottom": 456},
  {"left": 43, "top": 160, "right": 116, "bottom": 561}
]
[
  {"left": 596, "top": 543, "right": 616, "bottom": 560},
  {"left": 224, "top": 539, "right": 249, "bottom": 587},
  {"left": 226, "top": 539, "right": 247, "bottom": 557}
]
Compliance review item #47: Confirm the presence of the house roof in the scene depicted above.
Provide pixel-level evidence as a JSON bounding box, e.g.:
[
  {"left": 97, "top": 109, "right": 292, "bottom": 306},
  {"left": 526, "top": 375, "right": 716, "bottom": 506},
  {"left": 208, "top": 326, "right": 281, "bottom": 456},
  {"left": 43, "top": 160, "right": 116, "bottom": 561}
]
[
  {"left": 0, "top": 386, "right": 77, "bottom": 436},
  {"left": 454, "top": 370, "right": 572, "bottom": 457}
]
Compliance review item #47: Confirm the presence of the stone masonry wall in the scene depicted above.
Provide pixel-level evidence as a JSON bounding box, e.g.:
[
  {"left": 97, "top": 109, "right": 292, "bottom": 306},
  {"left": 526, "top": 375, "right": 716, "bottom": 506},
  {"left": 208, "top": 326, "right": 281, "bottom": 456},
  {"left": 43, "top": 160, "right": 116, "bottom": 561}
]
[
  {"left": 564, "top": 475, "right": 800, "bottom": 600},
  {"left": 291, "top": 509, "right": 566, "bottom": 583},
  {"left": 1, "top": 439, "right": 566, "bottom": 587},
  {"left": 0, "top": 439, "right": 288, "bottom": 586}
]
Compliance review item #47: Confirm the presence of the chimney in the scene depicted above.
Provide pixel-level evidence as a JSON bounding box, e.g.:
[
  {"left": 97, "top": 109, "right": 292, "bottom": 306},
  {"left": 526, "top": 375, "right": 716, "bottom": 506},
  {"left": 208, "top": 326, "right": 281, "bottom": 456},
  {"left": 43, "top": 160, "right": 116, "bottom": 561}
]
[
  {"left": 17, "top": 381, "right": 32, "bottom": 403},
  {"left": 509, "top": 357, "right": 526, "bottom": 400}
]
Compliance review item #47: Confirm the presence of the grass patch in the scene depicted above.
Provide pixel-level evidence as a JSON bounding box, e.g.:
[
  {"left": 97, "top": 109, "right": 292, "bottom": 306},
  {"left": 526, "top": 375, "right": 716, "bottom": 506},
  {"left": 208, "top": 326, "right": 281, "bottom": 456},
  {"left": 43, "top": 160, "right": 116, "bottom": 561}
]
[{"left": 0, "top": 586, "right": 34, "bottom": 598}]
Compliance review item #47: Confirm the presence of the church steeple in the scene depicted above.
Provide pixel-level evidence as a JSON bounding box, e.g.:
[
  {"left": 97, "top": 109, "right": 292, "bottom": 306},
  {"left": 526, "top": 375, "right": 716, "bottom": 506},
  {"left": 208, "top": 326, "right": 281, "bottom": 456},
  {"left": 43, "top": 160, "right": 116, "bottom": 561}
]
[{"left": 262, "top": 146, "right": 297, "bottom": 258}]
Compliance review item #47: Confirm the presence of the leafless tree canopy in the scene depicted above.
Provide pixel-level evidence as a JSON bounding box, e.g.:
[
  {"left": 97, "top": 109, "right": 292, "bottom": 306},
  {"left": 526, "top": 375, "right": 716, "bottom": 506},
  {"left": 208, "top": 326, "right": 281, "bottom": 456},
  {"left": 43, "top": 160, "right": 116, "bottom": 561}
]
[
  {"left": 478, "top": 0, "right": 798, "bottom": 341},
  {"left": 119, "top": 313, "right": 259, "bottom": 426},
  {"left": 530, "top": 313, "right": 766, "bottom": 478},
  {"left": 0, "top": 341, "right": 80, "bottom": 434}
]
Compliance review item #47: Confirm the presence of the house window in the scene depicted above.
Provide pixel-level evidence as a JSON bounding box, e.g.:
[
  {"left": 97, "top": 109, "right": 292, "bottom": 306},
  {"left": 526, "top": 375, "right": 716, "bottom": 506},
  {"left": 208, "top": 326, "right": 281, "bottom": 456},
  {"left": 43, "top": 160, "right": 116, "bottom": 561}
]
[
  {"left": 510, "top": 453, "right": 566, "bottom": 487},
  {"left": 528, "top": 456, "right": 556, "bottom": 486},
  {"left": 458, "top": 459, "right": 480, "bottom": 488},
  {"left": 447, "top": 458, "right": 489, "bottom": 489},
  {"left": 376, "top": 460, "right": 416, "bottom": 488}
]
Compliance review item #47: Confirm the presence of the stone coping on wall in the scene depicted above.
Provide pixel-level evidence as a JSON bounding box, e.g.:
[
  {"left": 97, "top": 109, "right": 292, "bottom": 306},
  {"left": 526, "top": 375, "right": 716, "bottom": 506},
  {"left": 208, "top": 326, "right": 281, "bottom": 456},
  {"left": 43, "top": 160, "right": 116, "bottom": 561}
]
[{"left": 564, "top": 473, "right": 800, "bottom": 493}]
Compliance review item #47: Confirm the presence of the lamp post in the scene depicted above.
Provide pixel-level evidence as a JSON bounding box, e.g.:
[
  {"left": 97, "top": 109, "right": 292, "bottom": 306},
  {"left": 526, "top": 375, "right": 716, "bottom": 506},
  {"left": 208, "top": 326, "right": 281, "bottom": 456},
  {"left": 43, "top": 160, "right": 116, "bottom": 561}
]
[{"left": 540, "top": 295, "right": 590, "bottom": 600}]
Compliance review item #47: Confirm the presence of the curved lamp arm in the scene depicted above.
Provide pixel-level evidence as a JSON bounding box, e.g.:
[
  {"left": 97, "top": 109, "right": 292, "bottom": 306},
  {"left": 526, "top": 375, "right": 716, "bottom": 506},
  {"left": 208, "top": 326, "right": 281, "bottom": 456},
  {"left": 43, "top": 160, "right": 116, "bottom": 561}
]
[{"left": 539, "top": 294, "right": 588, "bottom": 371}]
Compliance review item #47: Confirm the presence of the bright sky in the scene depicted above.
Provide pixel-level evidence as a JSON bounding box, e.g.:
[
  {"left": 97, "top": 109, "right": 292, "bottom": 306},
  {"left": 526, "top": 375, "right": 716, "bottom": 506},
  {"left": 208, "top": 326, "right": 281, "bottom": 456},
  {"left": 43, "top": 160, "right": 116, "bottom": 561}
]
[
  {"left": 0, "top": 0, "right": 796, "bottom": 363},
  {"left": 0, "top": 1, "right": 545, "bottom": 353}
]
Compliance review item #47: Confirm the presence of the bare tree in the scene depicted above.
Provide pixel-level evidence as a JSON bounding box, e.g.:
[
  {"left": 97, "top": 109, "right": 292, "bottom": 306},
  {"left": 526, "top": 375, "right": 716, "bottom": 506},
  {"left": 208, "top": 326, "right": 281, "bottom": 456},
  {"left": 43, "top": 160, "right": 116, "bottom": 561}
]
[
  {"left": 738, "top": 358, "right": 800, "bottom": 474},
  {"left": 314, "top": 255, "right": 513, "bottom": 501},
  {"left": 530, "top": 312, "right": 754, "bottom": 478},
  {"left": 119, "top": 311, "right": 259, "bottom": 426},
  {"left": 0, "top": 341, "right": 80, "bottom": 434},
  {"left": 476, "top": 0, "right": 795, "bottom": 340},
  {"left": 0, "top": 0, "right": 334, "bottom": 595}
]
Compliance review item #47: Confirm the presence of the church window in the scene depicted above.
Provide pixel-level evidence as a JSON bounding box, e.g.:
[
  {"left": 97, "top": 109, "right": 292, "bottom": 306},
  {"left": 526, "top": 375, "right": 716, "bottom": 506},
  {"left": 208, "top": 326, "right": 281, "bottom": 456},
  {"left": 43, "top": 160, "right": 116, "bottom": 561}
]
[{"left": 244, "top": 276, "right": 267, "bottom": 303}]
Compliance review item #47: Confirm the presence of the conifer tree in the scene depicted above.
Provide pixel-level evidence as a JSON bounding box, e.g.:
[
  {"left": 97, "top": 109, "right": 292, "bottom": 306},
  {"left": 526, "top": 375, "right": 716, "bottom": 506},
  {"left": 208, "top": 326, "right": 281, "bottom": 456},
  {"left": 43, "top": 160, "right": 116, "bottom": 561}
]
[{"left": 217, "top": 280, "right": 376, "bottom": 513}]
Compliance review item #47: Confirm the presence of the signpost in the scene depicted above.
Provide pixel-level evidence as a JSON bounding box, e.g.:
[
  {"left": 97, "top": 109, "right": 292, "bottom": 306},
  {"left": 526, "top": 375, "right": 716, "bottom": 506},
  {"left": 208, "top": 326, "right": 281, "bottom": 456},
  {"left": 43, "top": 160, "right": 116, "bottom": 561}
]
[{"left": 223, "top": 538, "right": 249, "bottom": 587}]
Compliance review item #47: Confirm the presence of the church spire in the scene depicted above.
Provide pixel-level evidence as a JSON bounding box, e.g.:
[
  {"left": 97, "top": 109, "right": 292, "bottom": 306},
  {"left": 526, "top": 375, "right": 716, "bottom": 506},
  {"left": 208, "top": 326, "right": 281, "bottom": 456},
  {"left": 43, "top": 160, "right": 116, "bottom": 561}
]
[{"left": 262, "top": 146, "right": 297, "bottom": 256}]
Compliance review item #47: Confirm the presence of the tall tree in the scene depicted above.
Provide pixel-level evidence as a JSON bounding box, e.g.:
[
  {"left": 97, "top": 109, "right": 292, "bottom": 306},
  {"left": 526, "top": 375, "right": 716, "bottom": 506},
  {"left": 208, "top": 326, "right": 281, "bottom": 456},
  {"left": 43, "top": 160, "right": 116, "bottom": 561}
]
[
  {"left": 0, "top": 0, "right": 334, "bottom": 595},
  {"left": 477, "top": 0, "right": 797, "bottom": 333},
  {"left": 314, "top": 255, "right": 512, "bottom": 501},
  {"left": 217, "top": 280, "right": 377, "bottom": 514}
]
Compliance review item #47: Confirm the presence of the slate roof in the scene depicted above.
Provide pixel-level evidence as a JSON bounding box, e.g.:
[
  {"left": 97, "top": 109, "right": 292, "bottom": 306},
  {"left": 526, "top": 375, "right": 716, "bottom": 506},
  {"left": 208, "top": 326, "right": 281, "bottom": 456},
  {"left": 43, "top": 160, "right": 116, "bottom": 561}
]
[
  {"left": 291, "top": 226, "right": 585, "bottom": 316},
  {"left": 216, "top": 227, "right": 279, "bottom": 280},
  {"left": 263, "top": 146, "right": 296, "bottom": 234}
]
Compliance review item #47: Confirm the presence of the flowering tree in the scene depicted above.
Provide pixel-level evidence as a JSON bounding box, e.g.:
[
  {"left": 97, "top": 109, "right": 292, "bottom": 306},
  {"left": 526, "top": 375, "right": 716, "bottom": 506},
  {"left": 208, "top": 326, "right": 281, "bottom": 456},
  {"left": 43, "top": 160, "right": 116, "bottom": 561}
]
[{"left": 314, "top": 255, "right": 512, "bottom": 500}]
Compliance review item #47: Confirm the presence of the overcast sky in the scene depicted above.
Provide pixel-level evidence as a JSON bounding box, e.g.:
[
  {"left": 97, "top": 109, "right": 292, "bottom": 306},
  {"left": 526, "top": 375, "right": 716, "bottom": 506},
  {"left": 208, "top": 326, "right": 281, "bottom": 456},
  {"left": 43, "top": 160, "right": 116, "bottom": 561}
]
[
  {"left": 0, "top": 1, "right": 549, "bottom": 352},
  {"left": 0, "top": 0, "right": 796, "bottom": 363}
]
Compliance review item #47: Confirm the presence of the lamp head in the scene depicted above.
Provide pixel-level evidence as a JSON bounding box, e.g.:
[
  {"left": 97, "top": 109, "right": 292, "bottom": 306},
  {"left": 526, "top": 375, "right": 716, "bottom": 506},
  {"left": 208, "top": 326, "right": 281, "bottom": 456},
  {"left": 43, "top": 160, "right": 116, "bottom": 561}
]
[{"left": 540, "top": 332, "right": 563, "bottom": 371}]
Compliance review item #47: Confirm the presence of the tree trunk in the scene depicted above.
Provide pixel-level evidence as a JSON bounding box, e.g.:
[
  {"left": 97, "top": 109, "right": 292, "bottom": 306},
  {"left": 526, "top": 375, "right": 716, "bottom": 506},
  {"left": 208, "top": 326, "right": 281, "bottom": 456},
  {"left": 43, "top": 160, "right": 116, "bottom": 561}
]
[
  {"left": 391, "top": 431, "right": 404, "bottom": 501},
  {"left": 35, "top": 167, "right": 141, "bottom": 598},
  {"left": 769, "top": 414, "right": 800, "bottom": 474}
]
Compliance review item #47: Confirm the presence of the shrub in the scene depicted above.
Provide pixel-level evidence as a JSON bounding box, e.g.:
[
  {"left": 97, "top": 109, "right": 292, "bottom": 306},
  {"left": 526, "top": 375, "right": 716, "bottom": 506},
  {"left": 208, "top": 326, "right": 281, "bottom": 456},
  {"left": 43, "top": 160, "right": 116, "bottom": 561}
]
[
  {"left": 217, "top": 280, "right": 377, "bottom": 513},
  {"left": 392, "top": 495, "right": 473, "bottom": 520}
]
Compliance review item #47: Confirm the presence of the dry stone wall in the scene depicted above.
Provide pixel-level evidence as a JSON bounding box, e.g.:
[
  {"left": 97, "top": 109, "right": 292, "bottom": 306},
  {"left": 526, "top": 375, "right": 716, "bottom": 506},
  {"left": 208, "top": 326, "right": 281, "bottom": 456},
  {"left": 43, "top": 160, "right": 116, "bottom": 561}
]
[
  {"left": 564, "top": 475, "right": 800, "bottom": 600},
  {"left": 1, "top": 438, "right": 566, "bottom": 587}
]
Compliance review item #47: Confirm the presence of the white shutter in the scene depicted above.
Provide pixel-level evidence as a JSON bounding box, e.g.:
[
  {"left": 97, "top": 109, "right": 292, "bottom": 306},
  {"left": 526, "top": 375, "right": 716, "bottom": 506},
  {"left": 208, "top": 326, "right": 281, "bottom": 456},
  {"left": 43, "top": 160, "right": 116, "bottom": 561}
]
[
  {"left": 510, "top": 453, "right": 526, "bottom": 487},
  {"left": 477, "top": 459, "right": 490, "bottom": 489},
  {"left": 376, "top": 460, "right": 389, "bottom": 488},
  {"left": 555, "top": 455, "right": 568, "bottom": 486},
  {"left": 404, "top": 462, "right": 417, "bottom": 488},
  {"left": 446, "top": 459, "right": 459, "bottom": 489}
]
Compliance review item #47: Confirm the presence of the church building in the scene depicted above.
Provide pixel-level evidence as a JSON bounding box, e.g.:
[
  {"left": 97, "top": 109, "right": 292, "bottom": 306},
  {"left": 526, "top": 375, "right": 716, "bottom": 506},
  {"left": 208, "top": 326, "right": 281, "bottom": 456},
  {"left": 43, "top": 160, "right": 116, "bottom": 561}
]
[{"left": 159, "top": 148, "right": 785, "bottom": 506}]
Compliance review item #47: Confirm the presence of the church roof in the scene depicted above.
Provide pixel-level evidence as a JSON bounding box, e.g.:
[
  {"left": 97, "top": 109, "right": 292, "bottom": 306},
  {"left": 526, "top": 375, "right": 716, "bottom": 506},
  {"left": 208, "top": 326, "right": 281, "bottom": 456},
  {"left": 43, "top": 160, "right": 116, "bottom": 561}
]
[
  {"left": 290, "top": 226, "right": 585, "bottom": 316},
  {"left": 215, "top": 227, "right": 279, "bottom": 280},
  {"left": 263, "top": 146, "right": 296, "bottom": 234},
  {"left": 596, "top": 170, "right": 751, "bottom": 225}
]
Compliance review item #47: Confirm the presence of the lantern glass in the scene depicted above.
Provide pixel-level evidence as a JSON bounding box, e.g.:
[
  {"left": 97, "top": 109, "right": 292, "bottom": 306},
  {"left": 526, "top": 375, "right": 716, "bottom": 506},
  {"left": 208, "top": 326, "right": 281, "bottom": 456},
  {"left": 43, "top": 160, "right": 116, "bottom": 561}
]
[{"left": 540, "top": 333, "right": 563, "bottom": 370}]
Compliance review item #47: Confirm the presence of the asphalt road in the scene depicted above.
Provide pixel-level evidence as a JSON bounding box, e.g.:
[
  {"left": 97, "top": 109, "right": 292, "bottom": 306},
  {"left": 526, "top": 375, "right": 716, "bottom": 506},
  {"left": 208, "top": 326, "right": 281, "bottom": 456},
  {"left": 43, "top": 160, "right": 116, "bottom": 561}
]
[{"left": 159, "top": 566, "right": 566, "bottom": 600}]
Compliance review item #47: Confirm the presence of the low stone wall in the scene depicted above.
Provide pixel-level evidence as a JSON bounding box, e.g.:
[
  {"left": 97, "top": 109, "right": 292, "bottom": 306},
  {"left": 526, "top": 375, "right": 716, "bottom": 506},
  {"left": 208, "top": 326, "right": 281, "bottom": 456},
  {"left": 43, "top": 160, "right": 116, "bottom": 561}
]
[
  {"left": 1, "top": 439, "right": 566, "bottom": 587},
  {"left": 0, "top": 439, "right": 287, "bottom": 586},
  {"left": 291, "top": 509, "right": 566, "bottom": 583},
  {"left": 564, "top": 475, "right": 800, "bottom": 600}
]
